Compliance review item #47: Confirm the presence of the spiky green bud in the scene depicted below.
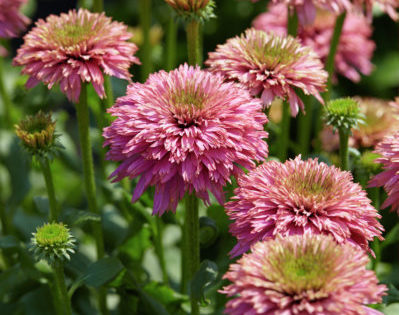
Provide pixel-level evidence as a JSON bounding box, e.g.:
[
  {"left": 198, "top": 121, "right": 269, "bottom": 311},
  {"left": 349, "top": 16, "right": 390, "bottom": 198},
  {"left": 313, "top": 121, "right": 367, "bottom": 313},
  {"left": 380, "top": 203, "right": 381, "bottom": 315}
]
[
  {"left": 324, "top": 98, "right": 364, "bottom": 133},
  {"left": 30, "top": 223, "right": 75, "bottom": 265},
  {"left": 165, "top": 0, "right": 215, "bottom": 22}
]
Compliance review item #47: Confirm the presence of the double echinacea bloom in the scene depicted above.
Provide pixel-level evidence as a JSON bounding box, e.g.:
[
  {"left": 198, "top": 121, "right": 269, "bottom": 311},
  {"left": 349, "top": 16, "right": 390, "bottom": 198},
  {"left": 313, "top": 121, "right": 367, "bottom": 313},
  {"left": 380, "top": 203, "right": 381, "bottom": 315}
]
[
  {"left": 206, "top": 28, "right": 327, "bottom": 116},
  {"left": 226, "top": 156, "right": 383, "bottom": 257},
  {"left": 13, "top": 8, "right": 140, "bottom": 103},
  {"left": 103, "top": 64, "right": 269, "bottom": 215},
  {"left": 221, "top": 234, "right": 386, "bottom": 315}
]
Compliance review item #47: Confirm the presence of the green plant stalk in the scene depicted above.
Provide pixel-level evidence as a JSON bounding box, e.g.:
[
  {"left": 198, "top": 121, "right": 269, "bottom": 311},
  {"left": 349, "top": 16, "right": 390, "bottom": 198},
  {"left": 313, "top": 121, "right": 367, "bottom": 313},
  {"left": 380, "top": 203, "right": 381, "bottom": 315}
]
[
  {"left": 297, "top": 96, "right": 314, "bottom": 156},
  {"left": 155, "top": 217, "right": 169, "bottom": 284},
  {"left": 0, "top": 57, "right": 12, "bottom": 128},
  {"left": 186, "top": 20, "right": 201, "bottom": 66},
  {"left": 322, "top": 12, "right": 346, "bottom": 103},
  {"left": 278, "top": 101, "right": 291, "bottom": 161},
  {"left": 369, "top": 187, "right": 381, "bottom": 271},
  {"left": 184, "top": 193, "right": 200, "bottom": 315},
  {"left": 140, "top": 0, "right": 152, "bottom": 81},
  {"left": 338, "top": 129, "right": 349, "bottom": 170},
  {"left": 40, "top": 158, "right": 58, "bottom": 222},
  {"left": 166, "top": 14, "right": 177, "bottom": 71},
  {"left": 75, "top": 84, "right": 108, "bottom": 315},
  {"left": 92, "top": 0, "right": 103, "bottom": 12},
  {"left": 53, "top": 262, "right": 73, "bottom": 315}
]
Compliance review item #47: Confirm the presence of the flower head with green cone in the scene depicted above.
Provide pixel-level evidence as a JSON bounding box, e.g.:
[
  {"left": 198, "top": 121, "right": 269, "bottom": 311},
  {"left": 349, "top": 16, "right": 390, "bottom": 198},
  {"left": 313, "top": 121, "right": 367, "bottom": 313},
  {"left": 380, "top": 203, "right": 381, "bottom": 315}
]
[
  {"left": 324, "top": 97, "right": 364, "bottom": 132},
  {"left": 30, "top": 222, "right": 76, "bottom": 265},
  {"left": 221, "top": 234, "right": 386, "bottom": 315},
  {"left": 15, "top": 111, "right": 62, "bottom": 160},
  {"left": 164, "top": 0, "right": 215, "bottom": 21}
]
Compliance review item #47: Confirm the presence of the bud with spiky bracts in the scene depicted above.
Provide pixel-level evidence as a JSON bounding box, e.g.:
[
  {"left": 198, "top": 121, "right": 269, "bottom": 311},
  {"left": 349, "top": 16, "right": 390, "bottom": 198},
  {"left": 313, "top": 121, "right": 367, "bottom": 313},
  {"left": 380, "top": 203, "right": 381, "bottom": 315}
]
[
  {"left": 15, "top": 111, "right": 62, "bottom": 161},
  {"left": 164, "top": 0, "right": 215, "bottom": 21},
  {"left": 30, "top": 222, "right": 76, "bottom": 265},
  {"left": 324, "top": 98, "right": 364, "bottom": 133}
]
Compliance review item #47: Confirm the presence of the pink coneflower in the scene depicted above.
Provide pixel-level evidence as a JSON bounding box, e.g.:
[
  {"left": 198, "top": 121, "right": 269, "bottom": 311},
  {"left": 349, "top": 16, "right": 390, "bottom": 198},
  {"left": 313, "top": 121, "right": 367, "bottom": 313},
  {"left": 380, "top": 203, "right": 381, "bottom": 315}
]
[
  {"left": 206, "top": 28, "right": 327, "bottom": 116},
  {"left": 253, "top": 4, "right": 375, "bottom": 82},
  {"left": 226, "top": 156, "right": 383, "bottom": 257},
  {"left": 103, "top": 64, "right": 268, "bottom": 216},
  {"left": 221, "top": 235, "right": 386, "bottom": 315},
  {"left": 355, "top": 0, "right": 399, "bottom": 21},
  {"left": 0, "top": 0, "right": 30, "bottom": 39},
  {"left": 13, "top": 9, "right": 140, "bottom": 103},
  {"left": 369, "top": 129, "right": 399, "bottom": 214}
]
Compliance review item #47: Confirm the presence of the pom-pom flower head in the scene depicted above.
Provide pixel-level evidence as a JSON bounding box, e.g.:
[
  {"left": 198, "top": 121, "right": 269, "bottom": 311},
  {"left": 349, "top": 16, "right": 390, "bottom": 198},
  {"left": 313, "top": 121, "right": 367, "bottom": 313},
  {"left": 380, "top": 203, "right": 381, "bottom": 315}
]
[
  {"left": 205, "top": 28, "right": 327, "bottom": 116},
  {"left": 0, "top": 0, "right": 30, "bottom": 39},
  {"left": 369, "top": 131, "right": 399, "bottom": 214},
  {"left": 164, "top": 0, "right": 215, "bottom": 20},
  {"left": 221, "top": 235, "right": 386, "bottom": 315},
  {"left": 324, "top": 97, "right": 363, "bottom": 132},
  {"left": 226, "top": 156, "right": 383, "bottom": 257},
  {"left": 253, "top": 4, "right": 375, "bottom": 83},
  {"left": 103, "top": 64, "right": 269, "bottom": 216},
  {"left": 15, "top": 111, "right": 62, "bottom": 160},
  {"left": 13, "top": 9, "right": 140, "bottom": 103},
  {"left": 30, "top": 222, "right": 76, "bottom": 264}
]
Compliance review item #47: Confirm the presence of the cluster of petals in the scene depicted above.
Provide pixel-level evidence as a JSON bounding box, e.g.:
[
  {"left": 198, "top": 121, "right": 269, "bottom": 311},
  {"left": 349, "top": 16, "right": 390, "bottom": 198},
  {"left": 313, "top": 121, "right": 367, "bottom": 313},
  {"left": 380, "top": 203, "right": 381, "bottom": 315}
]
[
  {"left": 13, "top": 9, "right": 140, "bottom": 103},
  {"left": 221, "top": 234, "right": 386, "bottom": 315},
  {"left": 354, "top": 0, "right": 399, "bottom": 21},
  {"left": 253, "top": 4, "right": 375, "bottom": 83},
  {"left": 103, "top": 64, "right": 268, "bottom": 216},
  {"left": 0, "top": 0, "right": 30, "bottom": 39},
  {"left": 226, "top": 156, "right": 383, "bottom": 257},
  {"left": 369, "top": 128, "right": 399, "bottom": 214},
  {"left": 205, "top": 28, "right": 327, "bottom": 117},
  {"left": 164, "top": 0, "right": 210, "bottom": 12}
]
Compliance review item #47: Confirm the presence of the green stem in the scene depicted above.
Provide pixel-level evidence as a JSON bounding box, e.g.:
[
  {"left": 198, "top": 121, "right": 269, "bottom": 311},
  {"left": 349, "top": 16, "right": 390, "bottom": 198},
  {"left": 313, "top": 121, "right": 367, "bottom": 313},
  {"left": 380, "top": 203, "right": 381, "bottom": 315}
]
[
  {"left": 139, "top": 0, "right": 152, "bottom": 81},
  {"left": 186, "top": 20, "right": 201, "bottom": 66},
  {"left": 287, "top": 7, "right": 298, "bottom": 36},
  {"left": 92, "top": 0, "right": 103, "bottom": 12},
  {"left": 53, "top": 262, "right": 73, "bottom": 315},
  {"left": 338, "top": 129, "right": 349, "bottom": 170},
  {"left": 166, "top": 13, "right": 177, "bottom": 71},
  {"left": 0, "top": 57, "right": 12, "bottom": 128},
  {"left": 297, "top": 96, "right": 314, "bottom": 156},
  {"left": 40, "top": 158, "right": 58, "bottom": 222},
  {"left": 155, "top": 217, "right": 169, "bottom": 284},
  {"left": 184, "top": 193, "right": 200, "bottom": 315},
  {"left": 278, "top": 101, "right": 291, "bottom": 161},
  {"left": 322, "top": 12, "right": 346, "bottom": 103}
]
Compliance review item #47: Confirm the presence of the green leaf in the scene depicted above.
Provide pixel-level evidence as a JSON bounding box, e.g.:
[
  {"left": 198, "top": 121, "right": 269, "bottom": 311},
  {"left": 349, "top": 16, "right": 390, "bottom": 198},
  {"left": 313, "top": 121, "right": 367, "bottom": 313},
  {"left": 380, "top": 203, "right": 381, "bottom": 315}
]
[
  {"left": 384, "top": 284, "right": 399, "bottom": 305},
  {"left": 138, "top": 288, "right": 171, "bottom": 315},
  {"left": 82, "top": 257, "right": 124, "bottom": 288},
  {"left": 190, "top": 260, "right": 219, "bottom": 304},
  {"left": 0, "top": 235, "right": 19, "bottom": 249},
  {"left": 120, "top": 225, "right": 152, "bottom": 261},
  {"left": 60, "top": 208, "right": 101, "bottom": 226},
  {"left": 382, "top": 303, "right": 399, "bottom": 315},
  {"left": 33, "top": 196, "right": 50, "bottom": 215},
  {"left": 382, "top": 224, "right": 399, "bottom": 249},
  {"left": 143, "top": 281, "right": 188, "bottom": 305}
]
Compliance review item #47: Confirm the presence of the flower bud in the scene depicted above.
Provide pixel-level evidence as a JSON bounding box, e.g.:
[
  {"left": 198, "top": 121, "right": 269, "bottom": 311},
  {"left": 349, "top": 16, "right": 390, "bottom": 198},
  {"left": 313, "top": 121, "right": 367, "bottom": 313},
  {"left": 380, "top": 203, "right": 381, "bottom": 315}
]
[
  {"left": 164, "top": 0, "right": 215, "bottom": 21},
  {"left": 324, "top": 97, "right": 364, "bottom": 133}
]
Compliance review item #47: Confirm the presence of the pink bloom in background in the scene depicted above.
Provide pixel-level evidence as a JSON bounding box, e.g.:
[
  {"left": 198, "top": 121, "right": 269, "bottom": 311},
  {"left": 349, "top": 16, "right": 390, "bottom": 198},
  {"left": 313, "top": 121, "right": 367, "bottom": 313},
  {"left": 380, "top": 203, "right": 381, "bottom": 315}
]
[
  {"left": 369, "top": 128, "right": 399, "bottom": 214},
  {"left": 221, "top": 235, "right": 386, "bottom": 315},
  {"left": 226, "top": 156, "right": 383, "bottom": 257},
  {"left": 13, "top": 9, "right": 140, "bottom": 103},
  {"left": 253, "top": 3, "right": 375, "bottom": 82},
  {"left": 0, "top": 0, "right": 30, "bottom": 39},
  {"left": 355, "top": 0, "right": 399, "bottom": 21},
  {"left": 0, "top": 45, "right": 7, "bottom": 57},
  {"left": 103, "top": 64, "right": 268, "bottom": 216},
  {"left": 206, "top": 28, "right": 327, "bottom": 117}
]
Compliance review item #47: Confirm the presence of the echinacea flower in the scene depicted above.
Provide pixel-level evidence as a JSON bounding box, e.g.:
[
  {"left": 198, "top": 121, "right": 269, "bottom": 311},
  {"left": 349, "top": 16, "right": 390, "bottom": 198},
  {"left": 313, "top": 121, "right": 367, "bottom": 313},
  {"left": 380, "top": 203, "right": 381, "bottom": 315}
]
[
  {"left": 13, "top": 9, "right": 140, "bottom": 103},
  {"left": 369, "top": 130, "right": 399, "bottom": 214},
  {"left": 164, "top": 0, "right": 215, "bottom": 20},
  {"left": 205, "top": 28, "right": 327, "bottom": 116},
  {"left": 253, "top": 4, "right": 375, "bottom": 82},
  {"left": 226, "top": 156, "right": 383, "bottom": 257},
  {"left": 221, "top": 234, "right": 386, "bottom": 315},
  {"left": 0, "top": 0, "right": 30, "bottom": 39},
  {"left": 103, "top": 64, "right": 268, "bottom": 215}
]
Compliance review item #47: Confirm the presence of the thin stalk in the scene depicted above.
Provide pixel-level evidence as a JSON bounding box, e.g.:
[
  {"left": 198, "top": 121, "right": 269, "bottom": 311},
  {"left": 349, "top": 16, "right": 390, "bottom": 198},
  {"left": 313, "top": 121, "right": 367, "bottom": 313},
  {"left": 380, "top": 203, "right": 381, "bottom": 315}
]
[
  {"left": 155, "top": 217, "right": 169, "bottom": 284},
  {"left": 0, "top": 57, "right": 12, "bottom": 128},
  {"left": 369, "top": 187, "right": 381, "bottom": 271},
  {"left": 75, "top": 84, "right": 108, "bottom": 315},
  {"left": 166, "top": 14, "right": 177, "bottom": 71},
  {"left": 186, "top": 20, "right": 201, "bottom": 66},
  {"left": 338, "top": 129, "right": 349, "bottom": 170},
  {"left": 139, "top": 0, "right": 152, "bottom": 81},
  {"left": 322, "top": 12, "right": 346, "bottom": 103},
  {"left": 278, "top": 101, "right": 291, "bottom": 161},
  {"left": 40, "top": 158, "right": 58, "bottom": 222},
  {"left": 92, "top": 0, "right": 103, "bottom": 12},
  {"left": 297, "top": 96, "right": 314, "bottom": 156},
  {"left": 184, "top": 193, "right": 200, "bottom": 315},
  {"left": 53, "top": 262, "right": 73, "bottom": 315}
]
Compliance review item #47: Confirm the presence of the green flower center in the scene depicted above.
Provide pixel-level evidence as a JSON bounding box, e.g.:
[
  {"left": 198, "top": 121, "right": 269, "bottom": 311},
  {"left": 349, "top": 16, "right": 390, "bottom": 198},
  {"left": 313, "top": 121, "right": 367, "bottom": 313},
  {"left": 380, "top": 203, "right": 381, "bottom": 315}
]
[
  {"left": 35, "top": 223, "right": 70, "bottom": 247},
  {"left": 170, "top": 84, "right": 207, "bottom": 110}
]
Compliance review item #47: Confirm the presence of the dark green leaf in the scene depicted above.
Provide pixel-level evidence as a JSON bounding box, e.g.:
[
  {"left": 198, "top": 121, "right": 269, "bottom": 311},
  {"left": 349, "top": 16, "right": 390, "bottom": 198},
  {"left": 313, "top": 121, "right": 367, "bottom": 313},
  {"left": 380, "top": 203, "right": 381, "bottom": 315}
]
[
  {"left": 82, "top": 257, "right": 124, "bottom": 288},
  {"left": 191, "top": 260, "right": 219, "bottom": 304},
  {"left": 60, "top": 208, "right": 101, "bottom": 226},
  {"left": 0, "top": 235, "right": 19, "bottom": 249},
  {"left": 143, "top": 281, "right": 187, "bottom": 305},
  {"left": 384, "top": 284, "right": 399, "bottom": 305},
  {"left": 382, "top": 224, "right": 399, "bottom": 249}
]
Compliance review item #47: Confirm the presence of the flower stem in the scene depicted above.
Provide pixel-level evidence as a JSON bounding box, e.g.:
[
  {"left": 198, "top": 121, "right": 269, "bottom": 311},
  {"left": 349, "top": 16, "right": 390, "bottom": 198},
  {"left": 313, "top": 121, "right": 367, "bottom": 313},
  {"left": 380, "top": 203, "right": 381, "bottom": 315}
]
[
  {"left": 338, "top": 129, "right": 349, "bottom": 170},
  {"left": 184, "top": 193, "right": 200, "bottom": 315},
  {"left": 53, "top": 261, "right": 73, "bottom": 315},
  {"left": 40, "top": 158, "right": 58, "bottom": 222},
  {"left": 92, "top": 0, "right": 103, "bottom": 12},
  {"left": 278, "top": 101, "right": 291, "bottom": 161},
  {"left": 322, "top": 12, "right": 346, "bottom": 103},
  {"left": 186, "top": 20, "right": 201, "bottom": 66},
  {"left": 166, "top": 13, "right": 177, "bottom": 71},
  {"left": 297, "top": 96, "right": 314, "bottom": 156},
  {"left": 139, "top": 0, "right": 152, "bottom": 81},
  {"left": 0, "top": 57, "right": 12, "bottom": 128}
]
